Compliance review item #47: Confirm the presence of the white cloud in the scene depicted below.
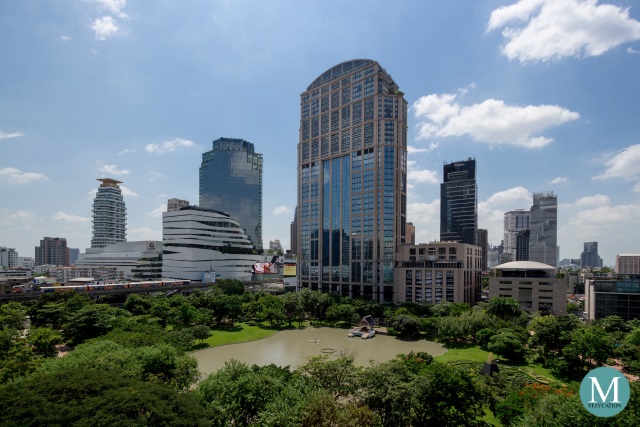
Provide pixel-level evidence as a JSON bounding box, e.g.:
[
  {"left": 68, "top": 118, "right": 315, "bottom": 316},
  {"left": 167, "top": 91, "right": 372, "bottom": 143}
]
[
  {"left": 120, "top": 185, "right": 138, "bottom": 197},
  {"left": 273, "top": 205, "right": 292, "bottom": 216},
  {"left": 633, "top": 181, "right": 640, "bottom": 193},
  {"left": 149, "top": 172, "right": 163, "bottom": 182},
  {"left": 488, "top": 0, "right": 640, "bottom": 63},
  {"left": 570, "top": 204, "right": 640, "bottom": 226},
  {"left": 61, "top": 35, "right": 71, "bottom": 42},
  {"left": 129, "top": 227, "right": 161, "bottom": 241},
  {"left": 408, "top": 142, "right": 439, "bottom": 153},
  {"left": 53, "top": 212, "right": 91, "bottom": 224},
  {"left": 145, "top": 138, "right": 197, "bottom": 154},
  {"left": 483, "top": 186, "right": 531, "bottom": 207},
  {"left": 97, "top": 0, "right": 128, "bottom": 19},
  {"left": 407, "top": 169, "right": 439, "bottom": 184},
  {"left": 149, "top": 205, "right": 166, "bottom": 218},
  {"left": 0, "top": 131, "right": 24, "bottom": 140},
  {"left": 0, "top": 167, "right": 49, "bottom": 184},
  {"left": 118, "top": 148, "right": 136, "bottom": 155},
  {"left": 408, "top": 200, "right": 440, "bottom": 224},
  {"left": 9, "top": 211, "right": 34, "bottom": 220},
  {"left": 87, "top": 189, "right": 98, "bottom": 201},
  {"left": 593, "top": 144, "right": 640, "bottom": 180},
  {"left": 97, "top": 163, "right": 130, "bottom": 176},
  {"left": 574, "top": 194, "right": 610, "bottom": 207},
  {"left": 628, "top": 47, "right": 640, "bottom": 55},
  {"left": 413, "top": 92, "right": 579, "bottom": 148},
  {"left": 92, "top": 16, "right": 121, "bottom": 40},
  {"left": 548, "top": 176, "right": 568, "bottom": 185}
]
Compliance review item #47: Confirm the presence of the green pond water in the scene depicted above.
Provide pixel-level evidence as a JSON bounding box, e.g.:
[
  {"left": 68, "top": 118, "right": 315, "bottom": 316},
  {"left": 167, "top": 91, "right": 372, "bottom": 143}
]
[{"left": 193, "top": 327, "right": 446, "bottom": 375}]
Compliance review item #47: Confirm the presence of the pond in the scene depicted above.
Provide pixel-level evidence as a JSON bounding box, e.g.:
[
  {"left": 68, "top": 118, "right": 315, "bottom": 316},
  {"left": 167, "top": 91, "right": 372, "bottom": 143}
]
[{"left": 193, "top": 327, "right": 446, "bottom": 375}]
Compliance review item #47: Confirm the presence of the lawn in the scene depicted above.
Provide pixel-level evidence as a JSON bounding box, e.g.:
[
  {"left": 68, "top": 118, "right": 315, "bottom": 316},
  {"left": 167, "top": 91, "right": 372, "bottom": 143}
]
[
  {"left": 435, "top": 343, "right": 566, "bottom": 385},
  {"left": 435, "top": 343, "right": 491, "bottom": 363},
  {"left": 201, "top": 321, "right": 311, "bottom": 347},
  {"left": 202, "top": 322, "right": 279, "bottom": 347}
]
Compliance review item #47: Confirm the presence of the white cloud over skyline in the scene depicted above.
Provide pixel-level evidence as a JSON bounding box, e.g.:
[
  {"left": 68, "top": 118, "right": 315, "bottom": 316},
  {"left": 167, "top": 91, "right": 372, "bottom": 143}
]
[
  {"left": 408, "top": 169, "right": 439, "bottom": 184},
  {"left": 53, "top": 212, "right": 91, "bottom": 223},
  {"left": 548, "top": 176, "right": 568, "bottom": 185},
  {"left": 145, "top": 138, "right": 197, "bottom": 154},
  {"left": 413, "top": 92, "right": 579, "bottom": 148},
  {"left": 97, "top": 163, "right": 130, "bottom": 176},
  {"left": 92, "top": 16, "right": 122, "bottom": 40},
  {"left": 0, "top": 167, "right": 49, "bottom": 184},
  {"left": 488, "top": 0, "right": 640, "bottom": 63},
  {"left": 273, "top": 205, "right": 292, "bottom": 216},
  {"left": 120, "top": 185, "right": 138, "bottom": 197},
  {"left": 593, "top": 144, "right": 640, "bottom": 180},
  {"left": 0, "top": 131, "right": 24, "bottom": 140}
]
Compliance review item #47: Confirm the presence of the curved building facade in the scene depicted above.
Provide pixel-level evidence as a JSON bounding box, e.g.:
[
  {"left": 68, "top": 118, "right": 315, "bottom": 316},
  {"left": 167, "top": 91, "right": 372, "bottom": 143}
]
[
  {"left": 162, "top": 206, "right": 262, "bottom": 281},
  {"left": 296, "top": 59, "right": 408, "bottom": 303},
  {"left": 199, "top": 138, "right": 263, "bottom": 250},
  {"left": 91, "top": 178, "right": 126, "bottom": 248}
]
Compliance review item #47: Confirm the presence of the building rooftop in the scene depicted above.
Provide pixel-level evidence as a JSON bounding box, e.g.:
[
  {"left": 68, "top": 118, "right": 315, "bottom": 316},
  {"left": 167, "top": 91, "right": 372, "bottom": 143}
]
[{"left": 494, "top": 261, "right": 556, "bottom": 270}]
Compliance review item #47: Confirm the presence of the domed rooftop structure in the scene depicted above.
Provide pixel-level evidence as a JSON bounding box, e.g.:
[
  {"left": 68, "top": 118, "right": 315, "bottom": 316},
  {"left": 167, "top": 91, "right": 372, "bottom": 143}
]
[{"left": 494, "top": 261, "right": 556, "bottom": 270}]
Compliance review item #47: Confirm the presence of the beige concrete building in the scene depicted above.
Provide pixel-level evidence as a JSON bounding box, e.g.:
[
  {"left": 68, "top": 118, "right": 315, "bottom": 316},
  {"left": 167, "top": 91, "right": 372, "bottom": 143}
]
[
  {"left": 489, "top": 261, "right": 566, "bottom": 316},
  {"left": 395, "top": 242, "right": 482, "bottom": 305},
  {"left": 616, "top": 254, "right": 640, "bottom": 275}
]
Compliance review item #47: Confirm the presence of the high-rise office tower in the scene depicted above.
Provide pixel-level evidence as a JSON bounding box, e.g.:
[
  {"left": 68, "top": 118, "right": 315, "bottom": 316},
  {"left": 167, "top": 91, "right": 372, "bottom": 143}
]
[
  {"left": 440, "top": 158, "right": 477, "bottom": 245},
  {"left": 35, "top": 237, "right": 68, "bottom": 266},
  {"left": 581, "top": 242, "right": 603, "bottom": 268},
  {"left": 0, "top": 247, "right": 18, "bottom": 269},
  {"left": 296, "top": 60, "right": 408, "bottom": 302},
  {"left": 476, "top": 228, "right": 488, "bottom": 271},
  {"left": 290, "top": 206, "right": 298, "bottom": 256},
  {"left": 529, "top": 191, "right": 557, "bottom": 266},
  {"left": 504, "top": 209, "right": 530, "bottom": 259},
  {"left": 199, "top": 138, "right": 263, "bottom": 251},
  {"left": 91, "top": 178, "right": 126, "bottom": 248},
  {"left": 516, "top": 229, "right": 530, "bottom": 261}
]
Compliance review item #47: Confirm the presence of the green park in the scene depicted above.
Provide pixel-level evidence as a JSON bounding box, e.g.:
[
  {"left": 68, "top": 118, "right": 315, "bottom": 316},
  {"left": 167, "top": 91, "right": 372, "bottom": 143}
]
[{"left": 1, "top": 279, "right": 639, "bottom": 426}]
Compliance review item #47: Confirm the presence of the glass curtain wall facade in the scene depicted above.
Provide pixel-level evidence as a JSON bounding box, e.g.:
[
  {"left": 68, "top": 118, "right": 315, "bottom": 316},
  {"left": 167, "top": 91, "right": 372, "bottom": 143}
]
[
  {"left": 297, "top": 59, "right": 408, "bottom": 303},
  {"left": 440, "top": 159, "right": 477, "bottom": 245},
  {"left": 199, "top": 138, "right": 263, "bottom": 251},
  {"left": 529, "top": 192, "right": 557, "bottom": 266},
  {"left": 91, "top": 178, "right": 126, "bottom": 249},
  {"left": 504, "top": 209, "right": 530, "bottom": 260}
]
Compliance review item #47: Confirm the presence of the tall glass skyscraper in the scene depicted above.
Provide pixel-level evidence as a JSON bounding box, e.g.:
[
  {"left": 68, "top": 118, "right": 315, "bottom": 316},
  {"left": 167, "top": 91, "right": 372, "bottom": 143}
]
[
  {"left": 199, "top": 138, "right": 263, "bottom": 250},
  {"left": 296, "top": 59, "right": 408, "bottom": 303},
  {"left": 440, "top": 158, "right": 477, "bottom": 245},
  {"left": 91, "top": 178, "right": 126, "bottom": 248},
  {"left": 529, "top": 191, "right": 557, "bottom": 266}
]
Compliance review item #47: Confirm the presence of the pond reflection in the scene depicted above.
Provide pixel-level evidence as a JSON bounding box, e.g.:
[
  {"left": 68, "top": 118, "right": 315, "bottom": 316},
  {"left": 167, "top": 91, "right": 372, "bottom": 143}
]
[{"left": 193, "top": 327, "right": 446, "bottom": 375}]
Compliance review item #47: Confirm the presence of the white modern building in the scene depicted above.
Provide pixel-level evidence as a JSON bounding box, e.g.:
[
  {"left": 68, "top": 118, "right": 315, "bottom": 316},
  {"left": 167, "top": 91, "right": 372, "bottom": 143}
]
[
  {"left": 91, "top": 178, "right": 127, "bottom": 248},
  {"left": 76, "top": 241, "right": 162, "bottom": 280},
  {"left": 503, "top": 209, "right": 530, "bottom": 260},
  {"left": 162, "top": 205, "right": 262, "bottom": 281}
]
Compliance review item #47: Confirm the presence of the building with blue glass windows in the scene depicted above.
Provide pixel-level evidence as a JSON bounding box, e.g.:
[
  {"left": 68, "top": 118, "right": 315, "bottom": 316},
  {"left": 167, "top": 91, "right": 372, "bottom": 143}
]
[
  {"left": 199, "top": 138, "right": 263, "bottom": 251},
  {"left": 296, "top": 60, "right": 408, "bottom": 303},
  {"left": 440, "top": 158, "right": 477, "bottom": 245}
]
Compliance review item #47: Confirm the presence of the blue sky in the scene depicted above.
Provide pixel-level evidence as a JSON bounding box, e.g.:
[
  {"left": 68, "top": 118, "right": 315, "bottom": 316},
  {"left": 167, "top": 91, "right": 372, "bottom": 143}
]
[{"left": 1, "top": 0, "right": 640, "bottom": 266}]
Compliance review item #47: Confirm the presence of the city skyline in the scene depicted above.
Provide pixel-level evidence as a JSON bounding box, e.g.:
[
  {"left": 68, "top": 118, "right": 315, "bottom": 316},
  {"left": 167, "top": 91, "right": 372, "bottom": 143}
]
[{"left": 2, "top": 1, "right": 640, "bottom": 265}]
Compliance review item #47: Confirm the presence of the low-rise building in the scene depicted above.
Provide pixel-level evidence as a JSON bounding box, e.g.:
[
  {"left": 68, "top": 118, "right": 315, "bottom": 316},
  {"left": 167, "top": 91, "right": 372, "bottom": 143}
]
[
  {"left": 395, "top": 241, "right": 482, "bottom": 305},
  {"left": 50, "top": 266, "right": 121, "bottom": 282},
  {"left": 489, "top": 261, "right": 566, "bottom": 316},
  {"left": 616, "top": 254, "right": 640, "bottom": 275},
  {"left": 75, "top": 241, "right": 162, "bottom": 280},
  {"left": 585, "top": 277, "right": 640, "bottom": 321}
]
